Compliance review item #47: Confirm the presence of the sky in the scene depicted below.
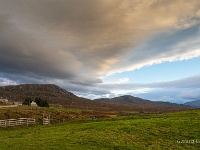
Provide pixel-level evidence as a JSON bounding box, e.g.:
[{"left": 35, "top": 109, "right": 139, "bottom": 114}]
[{"left": 0, "top": 0, "right": 200, "bottom": 104}]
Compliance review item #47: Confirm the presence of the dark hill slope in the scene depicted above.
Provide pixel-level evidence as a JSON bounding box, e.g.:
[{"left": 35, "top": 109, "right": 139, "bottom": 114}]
[
  {"left": 184, "top": 100, "right": 200, "bottom": 108},
  {"left": 0, "top": 84, "right": 92, "bottom": 106},
  {"left": 95, "top": 95, "right": 189, "bottom": 108}
]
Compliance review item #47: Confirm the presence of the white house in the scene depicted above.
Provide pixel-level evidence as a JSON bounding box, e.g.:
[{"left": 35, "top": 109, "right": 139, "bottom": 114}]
[
  {"left": 0, "top": 98, "right": 8, "bottom": 103},
  {"left": 31, "top": 101, "right": 38, "bottom": 107}
]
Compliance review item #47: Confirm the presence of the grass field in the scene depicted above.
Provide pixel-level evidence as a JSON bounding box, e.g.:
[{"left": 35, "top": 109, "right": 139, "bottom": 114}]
[{"left": 0, "top": 109, "right": 200, "bottom": 150}]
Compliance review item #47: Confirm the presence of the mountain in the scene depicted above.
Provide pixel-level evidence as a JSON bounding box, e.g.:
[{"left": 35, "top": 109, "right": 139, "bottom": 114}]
[
  {"left": 95, "top": 95, "right": 189, "bottom": 108},
  {"left": 0, "top": 84, "right": 92, "bottom": 106},
  {"left": 95, "top": 95, "right": 153, "bottom": 105},
  {"left": 184, "top": 100, "right": 200, "bottom": 108}
]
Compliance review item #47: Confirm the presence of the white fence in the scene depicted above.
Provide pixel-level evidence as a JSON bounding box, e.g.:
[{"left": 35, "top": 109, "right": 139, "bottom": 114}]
[
  {"left": 43, "top": 112, "right": 50, "bottom": 125},
  {"left": 43, "top": 118, "right": 50, "bottom": 125},
  {"left": 0, "top": 118, "right": 36, "bottom": 128}
]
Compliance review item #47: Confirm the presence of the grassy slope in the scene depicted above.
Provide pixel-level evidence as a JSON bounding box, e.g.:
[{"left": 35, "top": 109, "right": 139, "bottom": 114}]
[{"left": 0, "top": 110, "right": 200, "bottom": 150}]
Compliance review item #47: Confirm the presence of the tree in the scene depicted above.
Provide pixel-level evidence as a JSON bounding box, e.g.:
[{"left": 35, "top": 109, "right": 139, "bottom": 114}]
[
  {"left": 22, "top": 97, "right": 32, "bottom": 106},
  {"left": 35, "top": 97, "right": 49, "bottom": 107},
  {"left": 35, "top": 97, "right": 43, "bottom": 106},
  {"left": 42, "top": 100, "right": 49, "bottom": 107}
]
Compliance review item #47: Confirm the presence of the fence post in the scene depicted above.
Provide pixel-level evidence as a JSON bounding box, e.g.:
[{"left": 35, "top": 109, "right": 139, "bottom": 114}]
[
  {"left": 27, "top": 118, "right": 28, "bottom": 126},
  {"left": 48, "top": 112, "right": 50, "bottom": 125},
  {"left": 43, "top": 113, "right": 45, "bottom": 125}
]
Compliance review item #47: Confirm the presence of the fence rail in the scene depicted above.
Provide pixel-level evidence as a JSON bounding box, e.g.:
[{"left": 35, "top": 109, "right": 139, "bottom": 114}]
[
  {"left": 0, "top": 118, "right": 36, "bottom": 128},
  {"left": 43, "top": 118, "right": 50, "bottom": 125},
  {"left": 0, "top": 120, "right": 6, "bottom": 128}
]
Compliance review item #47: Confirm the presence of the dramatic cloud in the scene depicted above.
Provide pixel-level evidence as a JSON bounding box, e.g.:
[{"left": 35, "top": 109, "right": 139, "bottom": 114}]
[{"left": 0, "top": 0, "right": 200, "bottom": 101}]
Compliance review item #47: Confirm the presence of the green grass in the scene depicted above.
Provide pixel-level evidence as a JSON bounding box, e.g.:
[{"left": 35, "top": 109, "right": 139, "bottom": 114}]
[{"left": 0, "top": 109, "right": 200, "bottom": 150}]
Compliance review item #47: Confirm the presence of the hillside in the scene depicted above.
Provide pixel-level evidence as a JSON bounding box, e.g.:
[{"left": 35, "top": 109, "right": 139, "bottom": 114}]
[
  {"left": 0, "top": 84, "right": 92, "bottom": 106},
  {"left": 95, "top": 95, "right": 189, "bottom": 108},
  {"left": 184, "top": 100, "right": 200, "bottom": 108}
]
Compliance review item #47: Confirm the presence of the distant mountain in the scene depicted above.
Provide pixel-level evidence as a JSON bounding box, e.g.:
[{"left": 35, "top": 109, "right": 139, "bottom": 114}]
[
  {"left": 95, "top": 95, "right": 150, "bottom": 105},
  {"left": 184, "top": 100, "right": 200, "bottom": 108},
  {"left": 95, "top": 95, "right": 188, "bottom": 107}
]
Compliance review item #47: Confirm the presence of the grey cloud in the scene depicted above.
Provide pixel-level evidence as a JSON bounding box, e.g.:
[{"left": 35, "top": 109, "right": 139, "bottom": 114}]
[
  {"left": 69, "top": 78, "right": 103, "bottom": 86},
  {"left": 134, "top": 90, "right": 186, "bottom": 104},
  {"left": 51, "top": 79, "right": 111, "bottom": 96},
  {"left": 100, "top": 75, "right": 200, "bottom": 90},
  {"left": 179, "top": 88, "right": 200, "bottom": 100},
  {"left": 156, "top": 75, "right": 200, "bottom": 88}
]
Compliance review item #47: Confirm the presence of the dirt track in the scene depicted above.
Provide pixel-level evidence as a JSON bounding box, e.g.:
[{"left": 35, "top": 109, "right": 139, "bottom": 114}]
[{"left": 0, "top": 105, "right": 18, "bottom": 108}]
